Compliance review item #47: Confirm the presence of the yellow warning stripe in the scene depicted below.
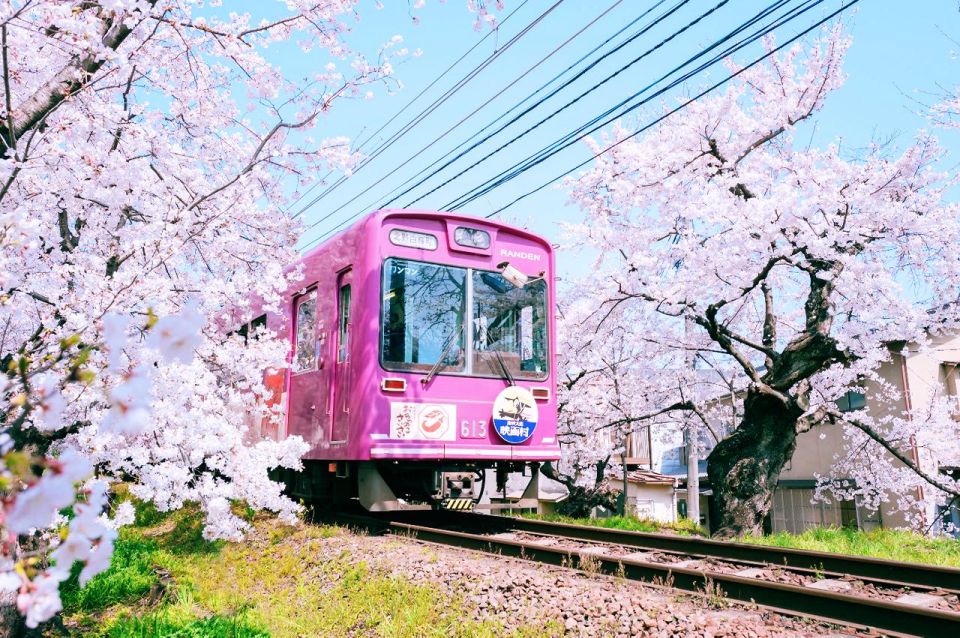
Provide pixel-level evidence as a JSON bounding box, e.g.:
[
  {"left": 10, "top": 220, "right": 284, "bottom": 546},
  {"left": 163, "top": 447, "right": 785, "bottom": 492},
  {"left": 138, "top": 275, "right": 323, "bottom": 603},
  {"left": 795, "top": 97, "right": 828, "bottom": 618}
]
[{"left": 443, "top": 498, "right": 476, "bottom": 511}]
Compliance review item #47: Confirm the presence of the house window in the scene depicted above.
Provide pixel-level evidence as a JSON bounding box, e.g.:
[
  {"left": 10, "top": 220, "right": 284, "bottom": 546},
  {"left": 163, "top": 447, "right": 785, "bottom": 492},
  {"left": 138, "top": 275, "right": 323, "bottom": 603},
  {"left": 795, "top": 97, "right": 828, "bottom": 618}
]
[
  {"left": 836, "top": 391, "right": 866, "bottom": 412},
  {"left": 771, "top": 487, "right": 860, "bottom": 534}
]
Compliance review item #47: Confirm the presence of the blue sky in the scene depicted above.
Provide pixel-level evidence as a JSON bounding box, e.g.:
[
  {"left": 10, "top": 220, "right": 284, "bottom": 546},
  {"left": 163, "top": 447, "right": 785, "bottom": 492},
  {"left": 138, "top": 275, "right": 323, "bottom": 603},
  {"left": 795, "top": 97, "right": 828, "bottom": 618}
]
[{"left": 248, "top": 0, "right": 960, "bottom": 275}]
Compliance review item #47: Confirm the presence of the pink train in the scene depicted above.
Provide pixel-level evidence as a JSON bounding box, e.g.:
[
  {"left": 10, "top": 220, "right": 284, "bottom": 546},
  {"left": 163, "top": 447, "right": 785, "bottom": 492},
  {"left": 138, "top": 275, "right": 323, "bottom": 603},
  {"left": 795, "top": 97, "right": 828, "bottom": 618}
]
[{"left": 238, "top": 210, "right": 560, "bottom": 510}]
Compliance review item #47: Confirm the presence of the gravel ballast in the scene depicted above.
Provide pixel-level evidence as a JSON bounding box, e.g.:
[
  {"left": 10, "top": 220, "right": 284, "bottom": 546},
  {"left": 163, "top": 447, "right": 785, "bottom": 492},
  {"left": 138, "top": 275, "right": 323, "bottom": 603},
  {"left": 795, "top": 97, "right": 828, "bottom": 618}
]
[{"left": 306, "top": 523, "right": 871, "bottom": 637}]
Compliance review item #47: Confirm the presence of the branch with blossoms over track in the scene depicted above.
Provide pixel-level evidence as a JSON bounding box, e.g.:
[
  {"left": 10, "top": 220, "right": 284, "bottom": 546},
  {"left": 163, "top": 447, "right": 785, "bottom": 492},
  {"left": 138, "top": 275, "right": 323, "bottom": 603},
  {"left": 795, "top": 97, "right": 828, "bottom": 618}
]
[{"left": 0, "top": 0, "right": 508, "bottom": 630}]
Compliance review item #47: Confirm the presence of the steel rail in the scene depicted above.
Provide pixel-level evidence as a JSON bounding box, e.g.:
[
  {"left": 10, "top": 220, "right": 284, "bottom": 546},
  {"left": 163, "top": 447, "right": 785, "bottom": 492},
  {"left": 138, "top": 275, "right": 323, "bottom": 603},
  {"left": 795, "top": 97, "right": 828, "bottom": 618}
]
[
  {"left": 413, "top": 511, "right": 960, "bottom": 593},
  {"left": 503, "top": 515, "right": 960, "bottom": 592},
  {"left": 321, "top": 512, "right": 960, "bottom": 637},
  {"left": 365, "top": 515, "right": 960, "bottom": 638}
]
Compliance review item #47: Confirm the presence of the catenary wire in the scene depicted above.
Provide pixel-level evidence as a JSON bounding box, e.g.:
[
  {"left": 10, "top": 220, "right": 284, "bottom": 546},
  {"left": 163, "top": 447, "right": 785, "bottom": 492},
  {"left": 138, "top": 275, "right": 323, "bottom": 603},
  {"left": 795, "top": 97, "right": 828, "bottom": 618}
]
[
  {"left": 302, "top": 0, "right": 759, "bottom": 246},
  {"left": 301, "top": 0, "right": 700, "bottom": 245},
  {"left": 361, "top": 0, "right": 668, "bottom": 218},
  {"left": 292, "top": 0, "right": 564, "bottom": 222},
  {"left": 478, "top": 0, "right": 860, "bottom": 219},
  {"left": 444, "top": 0, "right": 811, "bottom": 210},
  {"left": 403, "top": 0, "right": 736, "bottom": 209},
  {"left": 303, "top": 0, "right": 846, "bottom": 249},
  {"left": 291, "top": 0, "right": 632, "bottom": 230},
  {"left": 324, "top": 0, "right": 699, "bottom": 229},
  {"left": 284, "top": 0, "right": 532, "bottom": 217}
]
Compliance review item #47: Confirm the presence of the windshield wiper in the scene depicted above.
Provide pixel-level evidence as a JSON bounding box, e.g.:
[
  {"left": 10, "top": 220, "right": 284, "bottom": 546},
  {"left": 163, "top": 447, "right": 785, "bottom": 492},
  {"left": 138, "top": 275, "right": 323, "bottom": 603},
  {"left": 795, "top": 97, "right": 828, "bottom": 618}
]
[
  {"left": 493, "top": 349, "right": 515, "bottom": 387},
  {"left": 421, "top": 323, "right": 463, "bottom": 386}
]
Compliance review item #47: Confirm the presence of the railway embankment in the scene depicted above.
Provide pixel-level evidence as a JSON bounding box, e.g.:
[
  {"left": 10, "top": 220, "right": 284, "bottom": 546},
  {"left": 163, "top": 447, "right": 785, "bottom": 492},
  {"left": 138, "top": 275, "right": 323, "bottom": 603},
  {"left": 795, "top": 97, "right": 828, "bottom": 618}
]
[{"left": 59, "top": 502, "right": 874, "bottom": 637}]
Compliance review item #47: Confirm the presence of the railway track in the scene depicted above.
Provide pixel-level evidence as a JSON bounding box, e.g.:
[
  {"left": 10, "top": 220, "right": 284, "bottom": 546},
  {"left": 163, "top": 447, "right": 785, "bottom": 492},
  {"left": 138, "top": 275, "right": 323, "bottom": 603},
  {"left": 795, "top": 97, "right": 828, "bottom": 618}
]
[{"left": 321, "top": 510, "right": 960, "bottom": 637}]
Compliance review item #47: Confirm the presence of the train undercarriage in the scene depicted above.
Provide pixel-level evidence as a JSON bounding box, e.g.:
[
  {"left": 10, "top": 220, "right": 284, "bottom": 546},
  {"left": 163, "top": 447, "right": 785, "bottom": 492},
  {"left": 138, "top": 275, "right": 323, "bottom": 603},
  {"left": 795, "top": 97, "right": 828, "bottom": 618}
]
[{"left": 280, "top": 460, "right": 541, "bottom": 512}]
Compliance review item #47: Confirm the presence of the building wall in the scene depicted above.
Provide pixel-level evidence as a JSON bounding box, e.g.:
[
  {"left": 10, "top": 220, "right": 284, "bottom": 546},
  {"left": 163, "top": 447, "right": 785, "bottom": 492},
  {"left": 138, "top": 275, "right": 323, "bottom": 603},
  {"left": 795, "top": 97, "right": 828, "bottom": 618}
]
[
  {"left": 771, "top": 334, "right": 960, "bottom": 534},
  {"left": 625, "top": 483, "right": 676, "bottom": 523}
]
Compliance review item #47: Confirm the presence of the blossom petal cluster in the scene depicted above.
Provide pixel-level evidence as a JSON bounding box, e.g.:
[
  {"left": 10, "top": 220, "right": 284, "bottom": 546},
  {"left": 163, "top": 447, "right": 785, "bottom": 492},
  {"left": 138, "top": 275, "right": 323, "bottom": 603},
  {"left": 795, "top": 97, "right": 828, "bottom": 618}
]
[
  {"left": 0, "top": 0, "right": 467, "bottom": 629},
  {"left": 559, "top": 25, "right": 960, "bottom": 531}
]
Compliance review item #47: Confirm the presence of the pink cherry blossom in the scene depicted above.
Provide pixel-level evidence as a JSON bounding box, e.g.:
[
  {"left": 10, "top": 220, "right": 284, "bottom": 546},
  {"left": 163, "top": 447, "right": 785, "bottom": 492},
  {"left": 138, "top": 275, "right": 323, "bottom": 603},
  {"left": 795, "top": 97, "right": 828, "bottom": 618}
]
[{"left": 560, "top": 25, "right": 960, "bottom": 534}]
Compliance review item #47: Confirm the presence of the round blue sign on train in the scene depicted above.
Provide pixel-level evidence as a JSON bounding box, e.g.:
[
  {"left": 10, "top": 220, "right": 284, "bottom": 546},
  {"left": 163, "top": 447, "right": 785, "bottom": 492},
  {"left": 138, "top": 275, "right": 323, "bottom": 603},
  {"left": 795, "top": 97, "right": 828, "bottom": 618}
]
[{"left": 492, "top": 387, "right": 539, "bottom": 444}]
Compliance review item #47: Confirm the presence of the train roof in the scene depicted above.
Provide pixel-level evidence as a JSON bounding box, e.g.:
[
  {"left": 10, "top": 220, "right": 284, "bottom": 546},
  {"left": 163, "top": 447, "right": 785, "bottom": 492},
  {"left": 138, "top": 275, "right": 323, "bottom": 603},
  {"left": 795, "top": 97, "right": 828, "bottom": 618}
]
[{"left": 297, "top": 209, "right": 552, "bottom": 266}]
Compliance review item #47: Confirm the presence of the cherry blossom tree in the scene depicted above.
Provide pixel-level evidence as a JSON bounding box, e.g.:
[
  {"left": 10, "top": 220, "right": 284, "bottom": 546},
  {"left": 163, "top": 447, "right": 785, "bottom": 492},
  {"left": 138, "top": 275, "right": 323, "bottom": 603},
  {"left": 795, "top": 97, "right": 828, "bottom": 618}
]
[
  {"left": 0, "top": 0, "right": 501, "bottom": 630},
  {"left": 561, "top": 25, "right": 960, "bottom": 537},
  {"left": 552, "top": 298, "right": 732, "bottom": 517}
]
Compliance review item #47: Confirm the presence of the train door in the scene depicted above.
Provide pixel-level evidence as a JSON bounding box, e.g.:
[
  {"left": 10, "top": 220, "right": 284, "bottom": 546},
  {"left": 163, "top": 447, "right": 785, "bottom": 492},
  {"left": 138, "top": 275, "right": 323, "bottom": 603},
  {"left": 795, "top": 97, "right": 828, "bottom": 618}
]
[
  {"left": 331, "top": 269, "right": 352, "bottom": 443},
  {"left": 288, "top": 288, "right": 327, "bottom": 446}
]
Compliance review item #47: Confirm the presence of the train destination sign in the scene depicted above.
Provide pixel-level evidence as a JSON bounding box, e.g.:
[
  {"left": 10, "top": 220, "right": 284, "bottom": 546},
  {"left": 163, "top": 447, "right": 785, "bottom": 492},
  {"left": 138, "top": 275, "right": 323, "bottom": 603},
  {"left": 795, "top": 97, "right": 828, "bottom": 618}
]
[
  {"left": 389, "top": 228, "right": 438, "bottom": 251},
  {"left": 492, "top": 386, "right": 538, "bottom": 444}
]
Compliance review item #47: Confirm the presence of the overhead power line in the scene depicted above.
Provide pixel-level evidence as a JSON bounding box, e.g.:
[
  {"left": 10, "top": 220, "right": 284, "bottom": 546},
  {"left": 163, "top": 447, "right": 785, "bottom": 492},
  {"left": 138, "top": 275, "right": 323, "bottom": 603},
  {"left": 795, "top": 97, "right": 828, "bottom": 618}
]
[
  {"left": 284, "top": 0, "right": 532, "bottom": 217},
  {"left": 302, "top": 0, "right": 701, "bottom": 246},
  {"left": 292, "top": 0, "right": 562, "bottom": 222},
  {"left": 294, "top": 0, "right": 636, "bottom": 233},
  {"left": 303, "top": 0, "right": 854, "bottom": 250},
  {"left": 404, "top": 0, "right": 735, "bottom": 209},
  {"left": 478, "top": 0, "right": 860, "bottom": 219},
  {"left": 444, "top": 0, "right": 812, "bottom": 211}
]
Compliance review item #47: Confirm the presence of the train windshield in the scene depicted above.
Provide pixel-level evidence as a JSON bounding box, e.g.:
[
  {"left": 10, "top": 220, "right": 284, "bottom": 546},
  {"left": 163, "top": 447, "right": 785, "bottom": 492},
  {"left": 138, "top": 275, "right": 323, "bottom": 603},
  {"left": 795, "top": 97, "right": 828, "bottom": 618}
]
[
  {"left": 472, "top": 271, "right": 548, "bottom": 380},
  {"left": 381, "top": 258, "right": 466, "bottom": 373},
  {"left": 381, "top": 257, "right": 548, "bottom": 380}
]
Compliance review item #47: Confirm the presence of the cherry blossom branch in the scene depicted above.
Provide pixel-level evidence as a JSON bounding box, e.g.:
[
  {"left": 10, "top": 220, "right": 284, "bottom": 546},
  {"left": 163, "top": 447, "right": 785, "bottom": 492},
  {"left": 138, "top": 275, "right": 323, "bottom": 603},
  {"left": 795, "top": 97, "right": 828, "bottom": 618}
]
[
  {"left": 832, "top": 410, "right": 960, "bottom": 499},
  {"left": 0, "top": 2, "right": 157, "bottom": 148}
]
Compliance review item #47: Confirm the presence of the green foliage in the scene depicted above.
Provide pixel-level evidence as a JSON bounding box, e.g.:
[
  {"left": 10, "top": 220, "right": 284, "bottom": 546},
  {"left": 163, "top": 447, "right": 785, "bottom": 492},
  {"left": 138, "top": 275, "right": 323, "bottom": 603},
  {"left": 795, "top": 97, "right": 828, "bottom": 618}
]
[
  {"left": 739, "top": 526, "right": 960, "bottom": 568},
  {"left": 105, "top": 608, "right": 268, "bottom": 638},
  {"left": 131, "top": 499, "right": 169, "bottom": 529},
  {"left": 520, "top": 512, "right": 707, "bottom": 536},
  {"left": 60, "top": 534, "right": 161, "bottom": 613},
  {"left": 64, "top": 498, "right": 556, "bottom": 637}
]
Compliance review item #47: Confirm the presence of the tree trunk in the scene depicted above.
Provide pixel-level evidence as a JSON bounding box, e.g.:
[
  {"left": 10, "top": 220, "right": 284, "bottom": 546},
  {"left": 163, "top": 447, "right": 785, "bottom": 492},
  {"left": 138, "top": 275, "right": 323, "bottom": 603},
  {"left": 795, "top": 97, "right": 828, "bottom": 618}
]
[
  {"left": 540, "top": 461, "right": 618, "bottom": 518},
  {"left": 707, "top": 387, "right": 803, "bottom": 538}
]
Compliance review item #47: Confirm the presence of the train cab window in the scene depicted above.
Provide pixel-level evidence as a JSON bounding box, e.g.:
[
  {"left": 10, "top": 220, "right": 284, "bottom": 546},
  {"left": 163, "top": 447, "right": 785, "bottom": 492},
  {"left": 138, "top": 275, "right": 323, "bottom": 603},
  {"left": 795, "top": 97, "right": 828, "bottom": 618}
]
[
  {"left": 381, "top": 258, "right": 466, "bottom": 372},
  {"left": 294, "top": 291, "right": 317, "bottom": 372},
  {"left": 472, "top": 270, "right": 548, "bottom": 380},
  {"left": 337, "top": 284, "right": 351, "bottom": 363}
]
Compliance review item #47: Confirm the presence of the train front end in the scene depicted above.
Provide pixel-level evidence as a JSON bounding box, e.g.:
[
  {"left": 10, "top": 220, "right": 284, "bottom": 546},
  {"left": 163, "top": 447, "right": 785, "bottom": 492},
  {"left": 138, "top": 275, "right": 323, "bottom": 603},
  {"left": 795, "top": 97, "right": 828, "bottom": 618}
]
[{"left": 351, "top": 210, "right": 560, "bottom": 510}]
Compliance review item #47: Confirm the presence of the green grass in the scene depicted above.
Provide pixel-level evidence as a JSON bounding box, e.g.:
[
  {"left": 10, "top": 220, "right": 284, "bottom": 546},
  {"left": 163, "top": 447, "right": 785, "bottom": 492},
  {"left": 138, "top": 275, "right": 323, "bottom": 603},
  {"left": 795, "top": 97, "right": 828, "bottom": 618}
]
[
  {"left": 519, "top": 512, "right": 707, "bottom": 536},
  {"left": 60, "top": 535, "right": 163, "bottom": 613},
  {"left": 739, "top": 526, "right": 960, "bottom": 568},
  {"left": 62, "top": 497, "right": 558, "bottom": 637},
  {"left": 104, "top": 607, "right": 267, "bottom": 638}
]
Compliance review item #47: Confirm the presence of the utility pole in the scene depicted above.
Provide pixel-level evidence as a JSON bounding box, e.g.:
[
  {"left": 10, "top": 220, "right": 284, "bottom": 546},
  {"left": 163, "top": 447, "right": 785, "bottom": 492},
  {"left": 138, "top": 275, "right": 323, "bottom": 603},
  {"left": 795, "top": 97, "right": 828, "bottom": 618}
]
[
  {"left": 622, "top": 437, "right": 629, "bottom": 517},
  {"left": 684, "top": 317, "right": 700, "bottom": 525}
]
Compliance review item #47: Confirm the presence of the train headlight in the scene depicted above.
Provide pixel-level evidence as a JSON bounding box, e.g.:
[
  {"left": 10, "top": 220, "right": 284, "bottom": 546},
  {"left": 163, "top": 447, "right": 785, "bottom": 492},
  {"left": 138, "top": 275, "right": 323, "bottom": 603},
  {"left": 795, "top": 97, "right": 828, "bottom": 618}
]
[{"left": 454, "top": 226, "right": 490, "bottom": 249}]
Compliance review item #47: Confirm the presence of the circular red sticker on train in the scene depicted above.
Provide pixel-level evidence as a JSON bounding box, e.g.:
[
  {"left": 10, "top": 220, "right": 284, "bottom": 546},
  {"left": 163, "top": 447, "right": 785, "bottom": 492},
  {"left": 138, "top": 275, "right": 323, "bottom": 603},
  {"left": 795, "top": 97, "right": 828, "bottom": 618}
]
[{"left": 418, "top": 406, "right": 449, "bottom": 439}]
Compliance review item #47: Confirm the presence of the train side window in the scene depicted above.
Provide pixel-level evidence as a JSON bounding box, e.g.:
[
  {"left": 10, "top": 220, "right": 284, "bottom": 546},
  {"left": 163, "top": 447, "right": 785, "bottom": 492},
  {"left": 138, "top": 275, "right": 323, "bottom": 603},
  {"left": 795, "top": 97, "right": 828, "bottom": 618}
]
[
  {"left": 294, "top": 291, "right": 317, "bottom": 372},
  {"left": 250, "top": 314, "right": 267, "bottom": 341},
  {"left": 337, "top": 284, "right": 351, "bottom": 363}
]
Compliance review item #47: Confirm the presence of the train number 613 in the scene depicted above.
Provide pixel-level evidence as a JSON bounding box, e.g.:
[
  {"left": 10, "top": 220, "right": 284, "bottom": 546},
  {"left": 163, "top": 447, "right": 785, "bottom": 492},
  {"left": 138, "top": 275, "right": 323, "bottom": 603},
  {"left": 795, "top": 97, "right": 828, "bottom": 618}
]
[{"left": 460, "top": 419, "right": 488, "bottom": 439}]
